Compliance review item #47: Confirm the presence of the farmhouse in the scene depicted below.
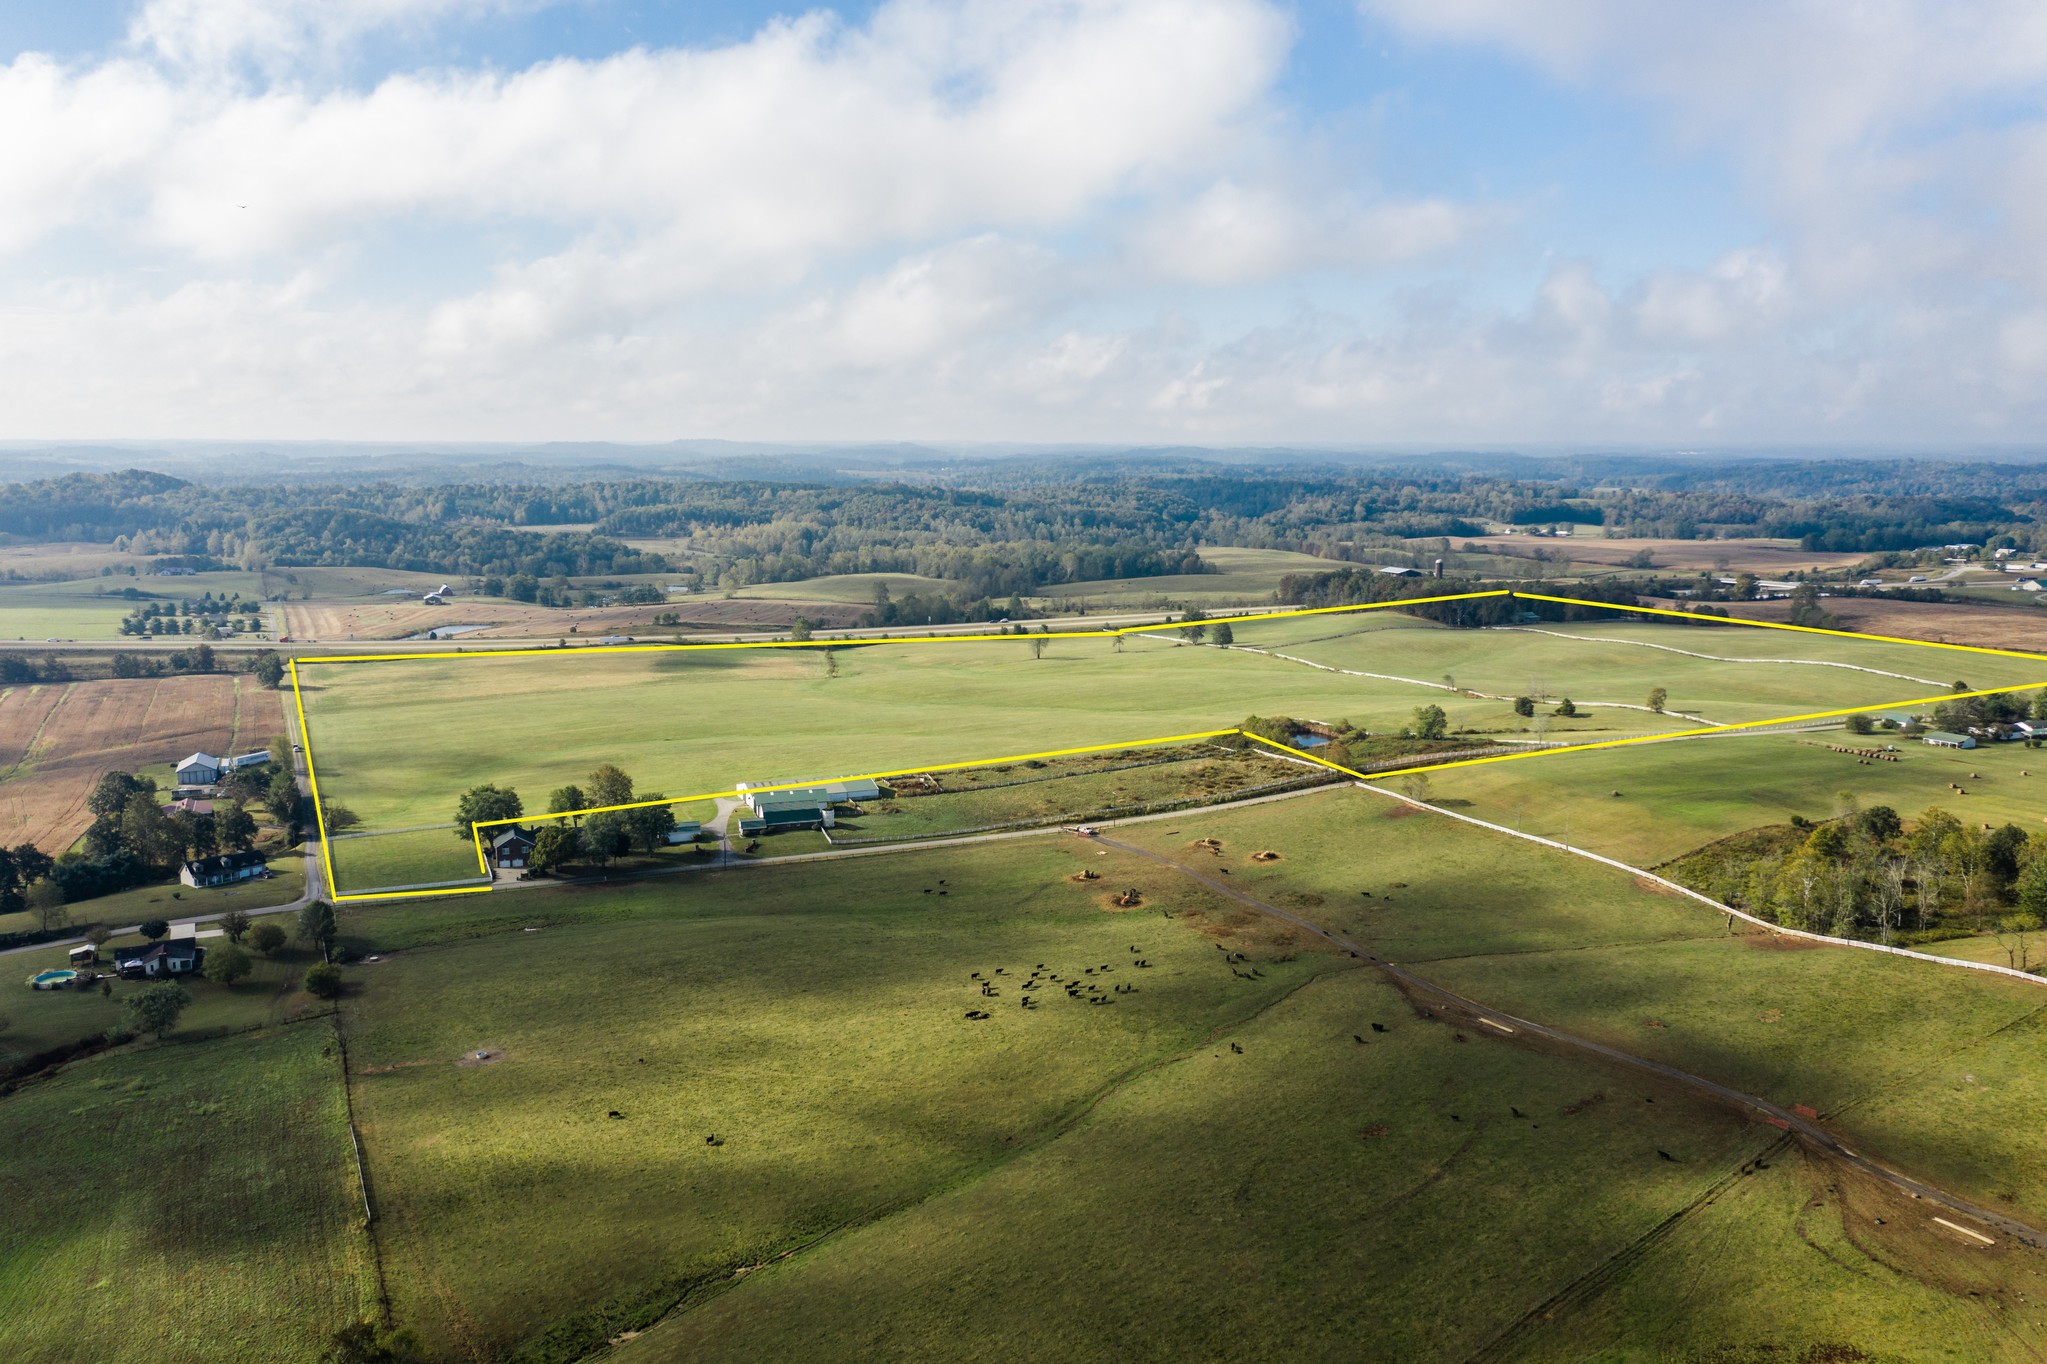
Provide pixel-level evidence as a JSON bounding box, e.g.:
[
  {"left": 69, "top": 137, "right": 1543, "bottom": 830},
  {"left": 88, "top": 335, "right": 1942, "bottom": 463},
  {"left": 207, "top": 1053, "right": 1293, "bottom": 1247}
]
[
  {"left": 180, "top": 850, "right": 268, "bottom": 887},
  {"left": 1923, "top": 731, "right": 1977, "bottom": 749},
  {"left": 491, "top": 827, "right": 538, "bottom": 870},
  {"left": 114, "top": 936, "right": 204, "bottom": 979}
]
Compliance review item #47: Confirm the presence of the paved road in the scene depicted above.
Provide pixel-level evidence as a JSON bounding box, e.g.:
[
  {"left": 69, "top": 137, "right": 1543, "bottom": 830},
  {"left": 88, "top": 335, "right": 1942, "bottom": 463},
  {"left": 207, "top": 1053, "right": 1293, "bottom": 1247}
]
[{"left": 1093, "top": 832, "right": 2047, "bottom": 1250}]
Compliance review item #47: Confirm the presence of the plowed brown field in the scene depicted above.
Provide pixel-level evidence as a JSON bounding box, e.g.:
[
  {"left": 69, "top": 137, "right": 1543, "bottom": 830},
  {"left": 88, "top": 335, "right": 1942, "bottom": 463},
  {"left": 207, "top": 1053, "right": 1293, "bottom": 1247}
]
[{"left": 0, "top": 674, "right": 283, "bottom": 852}]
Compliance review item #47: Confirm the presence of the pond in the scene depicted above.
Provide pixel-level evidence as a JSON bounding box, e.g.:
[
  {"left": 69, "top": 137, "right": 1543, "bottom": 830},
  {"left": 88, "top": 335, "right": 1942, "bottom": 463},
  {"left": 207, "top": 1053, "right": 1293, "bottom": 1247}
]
[
  {"left": 1289, "top": 733, "right": 1331, "bottom": 749},
  {"left": 28, "top": 969, "right": 77, "bottom": 990}
]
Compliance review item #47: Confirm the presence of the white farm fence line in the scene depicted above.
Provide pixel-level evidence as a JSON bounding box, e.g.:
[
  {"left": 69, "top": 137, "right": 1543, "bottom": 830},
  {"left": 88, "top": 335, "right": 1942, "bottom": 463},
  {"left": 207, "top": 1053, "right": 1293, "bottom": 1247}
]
[{"left": 1358, "top": 782, "right": 2047, "bottom": 989}]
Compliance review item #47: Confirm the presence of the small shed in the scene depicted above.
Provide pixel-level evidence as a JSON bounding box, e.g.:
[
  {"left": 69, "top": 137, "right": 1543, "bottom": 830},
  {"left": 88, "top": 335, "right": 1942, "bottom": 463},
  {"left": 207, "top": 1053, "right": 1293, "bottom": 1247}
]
[{"left": 68, "top": 943, "right": 98, "bottom": 966}]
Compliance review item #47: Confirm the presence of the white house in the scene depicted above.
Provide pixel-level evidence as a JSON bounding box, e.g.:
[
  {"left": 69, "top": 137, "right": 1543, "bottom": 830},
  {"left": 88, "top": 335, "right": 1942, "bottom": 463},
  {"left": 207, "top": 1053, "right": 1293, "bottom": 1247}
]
[{"left": 180, "top": 850, "right": 267, "bottom": 887}]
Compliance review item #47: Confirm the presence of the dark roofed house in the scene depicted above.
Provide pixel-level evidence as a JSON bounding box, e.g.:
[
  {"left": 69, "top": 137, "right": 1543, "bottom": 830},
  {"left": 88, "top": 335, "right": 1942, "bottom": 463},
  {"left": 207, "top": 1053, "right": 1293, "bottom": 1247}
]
[
  {"left": 180, "top": 850, "right": 268, "bottom": 888},
  {"left": 491, "top": 826, "right": 538, "bottom": 870},
  {"left": 114, "top": 937, "right": 204, "bottom": 979}
]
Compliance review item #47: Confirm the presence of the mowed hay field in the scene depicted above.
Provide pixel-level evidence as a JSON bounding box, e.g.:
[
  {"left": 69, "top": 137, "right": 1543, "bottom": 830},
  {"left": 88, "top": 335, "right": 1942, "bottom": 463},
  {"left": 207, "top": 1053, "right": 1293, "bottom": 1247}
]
[
  {"left": 0, "top": 1024, "right": 379, "bottom": 1364},
  {"left": 288, "top": 614, "right": 1932, "bottom": 827},
  {"left": 1216, "top": 611, "right": 2047, "bottom": 725},
  {"left": 0, "top": 673, "right": 284, "bottom": 849}
]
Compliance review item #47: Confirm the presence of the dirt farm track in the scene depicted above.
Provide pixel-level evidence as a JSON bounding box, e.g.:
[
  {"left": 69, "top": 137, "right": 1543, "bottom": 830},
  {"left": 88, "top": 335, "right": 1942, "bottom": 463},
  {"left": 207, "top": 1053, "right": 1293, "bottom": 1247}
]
[{"left": 0, "top": 675, "right": 283, "bottom": 851}]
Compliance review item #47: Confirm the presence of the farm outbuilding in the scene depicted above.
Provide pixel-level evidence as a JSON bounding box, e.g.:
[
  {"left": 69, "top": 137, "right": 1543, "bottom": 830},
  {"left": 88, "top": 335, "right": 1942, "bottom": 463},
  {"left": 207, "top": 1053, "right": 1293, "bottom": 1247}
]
[
  {"left": 664, "top": 822, "right": 703, "bottom": 844},
  {"left": 1923, "top": 731, "right": 1977, "bottom": 749},
  {"left": 174, "top": 752, "right": 222, "bottom": 785}
]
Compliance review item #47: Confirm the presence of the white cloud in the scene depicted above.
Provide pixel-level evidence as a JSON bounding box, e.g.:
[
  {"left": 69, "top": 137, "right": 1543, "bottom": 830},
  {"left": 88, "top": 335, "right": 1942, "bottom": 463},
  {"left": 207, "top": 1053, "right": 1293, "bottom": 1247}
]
[
  {"left": 129, "top": 0, "right": 552, "bottom": 76},
  {"left": 1133, "top": 178, "right": 1485, "bottom": 285}
]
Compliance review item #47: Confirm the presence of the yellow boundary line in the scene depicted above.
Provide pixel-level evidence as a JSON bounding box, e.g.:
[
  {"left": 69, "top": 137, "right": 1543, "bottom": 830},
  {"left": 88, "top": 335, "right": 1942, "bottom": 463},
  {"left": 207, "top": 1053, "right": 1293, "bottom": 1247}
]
[{"left": 291, "top": 590, "right": 2047, "bottom": 901}]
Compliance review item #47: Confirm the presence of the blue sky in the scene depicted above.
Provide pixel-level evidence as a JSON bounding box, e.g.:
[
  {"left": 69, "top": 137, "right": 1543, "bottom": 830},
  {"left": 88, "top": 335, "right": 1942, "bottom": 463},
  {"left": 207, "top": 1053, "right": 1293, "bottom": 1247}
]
[{"left": 0, "top": 0, "right": 2040, "bottom": 445}]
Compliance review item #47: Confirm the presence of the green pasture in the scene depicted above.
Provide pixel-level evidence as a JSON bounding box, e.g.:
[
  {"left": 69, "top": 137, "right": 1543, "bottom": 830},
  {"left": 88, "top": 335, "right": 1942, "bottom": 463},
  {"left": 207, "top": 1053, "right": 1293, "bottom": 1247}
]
[
  {"left": 831, "top": 745, "right": 1313, "bottom": 842},
  {"left": 334, "top": 839, "right": 1346, "bottom": 1362},
  {"left": 296, "top": 630, "right": 1685, "bottom": 829},
  {"left": 0, "top": 571, "right": 272, "bottom": 640},
  {"left": 0, "top": 1023, "right": 378, "bottom": 1364},
  {"left": 1112, "top": 787, "right": 2047, "bottom": 1224},
  {"left": 1502, "top": 1150, "right": 2047, "bottom": 1362},
  {"left": 1417, "top": 731, "right": 2047, "bottom": 867},
  {"left": 618, "top": 967, "right": 1766, "bottom": 1363},
  {"left": 1042, "top": 545, "right": 1346, "bottom": 607},
  {"left": 728, "top": 571, "right": 957, "bottom": 605}
]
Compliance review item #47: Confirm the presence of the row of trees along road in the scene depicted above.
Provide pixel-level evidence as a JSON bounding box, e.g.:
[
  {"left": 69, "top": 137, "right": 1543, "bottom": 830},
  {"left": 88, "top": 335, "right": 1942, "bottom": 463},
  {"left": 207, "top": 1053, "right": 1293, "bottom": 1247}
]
[{"left": 455, "top": 763, "right": 678, "bottom": 874}]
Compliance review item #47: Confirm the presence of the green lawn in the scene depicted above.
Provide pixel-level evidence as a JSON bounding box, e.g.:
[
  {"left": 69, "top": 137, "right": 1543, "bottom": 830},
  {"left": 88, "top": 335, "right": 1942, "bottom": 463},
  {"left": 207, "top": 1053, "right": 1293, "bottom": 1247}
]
[
  {"left": 0, "top": 1023, "right": 379, "bottom": 1364},
  {"left": 1042, "top": 545, "right": 1346, "bottom": 607},
  {"left": 328, "top": 827, "right": 485, "bottom": 894}
]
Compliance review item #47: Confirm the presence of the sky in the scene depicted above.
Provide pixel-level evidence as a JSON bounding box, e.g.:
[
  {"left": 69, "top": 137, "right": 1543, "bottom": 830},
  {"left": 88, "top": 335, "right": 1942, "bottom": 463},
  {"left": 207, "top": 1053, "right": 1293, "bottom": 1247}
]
[{"left": 4, "top": 0, "right": 2047, "bottom": 447}]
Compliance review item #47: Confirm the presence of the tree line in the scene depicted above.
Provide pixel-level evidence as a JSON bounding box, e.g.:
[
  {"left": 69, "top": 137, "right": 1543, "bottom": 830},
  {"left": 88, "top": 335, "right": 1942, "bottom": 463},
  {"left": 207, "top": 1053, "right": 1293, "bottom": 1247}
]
[{"left": 455, "top": 763, "right": 684, "bottom": 876}]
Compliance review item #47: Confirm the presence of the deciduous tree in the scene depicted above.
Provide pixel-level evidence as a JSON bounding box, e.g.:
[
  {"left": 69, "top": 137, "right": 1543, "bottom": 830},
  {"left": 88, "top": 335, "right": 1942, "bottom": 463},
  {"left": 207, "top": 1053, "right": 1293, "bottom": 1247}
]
[
  {"left": 124, "top": 981, "right": 191, "bottom": 1038},
  {"left": 204, "top": 942, "right": 252, "bottom": 986},
  {"left": 585, "top": 765, "right": 634, "bottom": 810},
  {"left": 453, "top": 784, "right": 522, "bottom": 840}
]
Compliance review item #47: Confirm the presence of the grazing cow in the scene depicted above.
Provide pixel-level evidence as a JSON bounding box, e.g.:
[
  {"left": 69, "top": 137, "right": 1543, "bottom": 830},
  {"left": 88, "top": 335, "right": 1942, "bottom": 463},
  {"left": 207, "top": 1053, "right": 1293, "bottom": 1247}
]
[
  {"left": 1657, "top": 1150, "right": 1677, "bottom": 1162},
  {"left": 923, "top": 888, "right": 932, "bottom": 894},
  {"left": 1371, "top": 1023, "right": 1388, "bottom": 1033},
  {"left": 707, "top": 1135, "right": 723, "bottom": 1146},
  {"left": 608, "top": 1110, "right": 624, "bottom": 1119},
  {"left": 1511, "top": 1107, "right": 1525, "bottom": 1118},
  {"left": 1453, "top": 1033, "right": 1466, "bottom": 1043},
  {"left": 1450, "top": 1114, "right": 1461, "bottom": 1122},
  {"left": 1229, "top": 1042, "right": 1243, "bottom": 1054},
  {"left": 1354, "top": 1035, "right": 1367, "bottom": 1044}
]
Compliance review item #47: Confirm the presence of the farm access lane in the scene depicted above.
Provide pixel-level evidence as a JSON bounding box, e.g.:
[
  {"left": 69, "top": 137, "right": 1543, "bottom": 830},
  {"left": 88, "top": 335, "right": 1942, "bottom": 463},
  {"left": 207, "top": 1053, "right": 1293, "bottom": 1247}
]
[{"left": 1089, "top": 831, "right": 2047, "bottom": 1251}]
